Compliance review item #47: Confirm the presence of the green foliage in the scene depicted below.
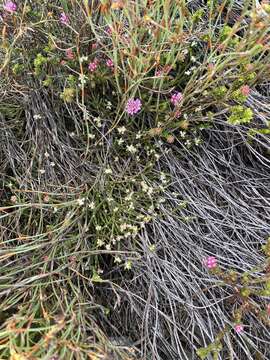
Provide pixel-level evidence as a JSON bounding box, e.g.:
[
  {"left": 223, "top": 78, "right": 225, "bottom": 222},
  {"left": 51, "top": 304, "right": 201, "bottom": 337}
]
[
  {"left": 34, "top": 53, "right": 48, "bottom": 76},
  {"left": 197, "top": 342, "right": 223, "bottom": 360},
  {"left": 60, "top": 87, "right": 75, "bottom": 102},
  {"left": 213, "top": 85, "right": 228, "bottom": 99},
  {"left": 228, "top": 105, "right": 253, "bottom": 125}
]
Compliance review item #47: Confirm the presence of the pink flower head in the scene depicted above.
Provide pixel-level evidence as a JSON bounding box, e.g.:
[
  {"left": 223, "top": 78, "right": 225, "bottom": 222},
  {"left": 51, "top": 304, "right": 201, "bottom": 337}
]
[
  {"left": 66, "top": 48, "right": 74, "bottom": 60},
  {"left": 92, "top": 42, "right": 98, "bottom": 50},
  {"left": 59, "top": 12, "right": 69, "bottom": 25},
  {"left": 267, "top": 304, "right": 270, "bottom": 316},
  {"left": 106, "top": 26, "right": 112, "bottom": 35},
  {"left": 106, "top": 59, "right": 114, "bottom": 69},
  {"left": 3, "top": 1, "right": 17, "bottom": 13},
  {"left": 155, "top": 69, "right": 163, "bottom": 77},
  {"left": 170, "top": 91, "right": 183, "bottom": 106},
  {"left": 234, "top": 324, "right": 244, "bottom": 334},
  {"left": 240, "top": 85, "right": 250, "bottom": 96},
  {"left": 88, "top": 61, "right": 98, "bottom": 72},
  {"left": 204, "top": 256, "right": 217, "bottom": 269},
  {"left": 125, "top": 98, "right": 142, "bottom": 115},
  {"left": 175, "top": 110, "right": 181, "bottom": 118}
]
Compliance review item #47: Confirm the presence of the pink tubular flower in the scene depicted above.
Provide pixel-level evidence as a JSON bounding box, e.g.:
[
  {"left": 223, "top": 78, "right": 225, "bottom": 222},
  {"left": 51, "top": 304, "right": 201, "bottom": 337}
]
[
  {"left": 88, "top": 61, "right": 98, "bottom": 72},
  {"left": 3, "top": 1, "right": 17, "bottom": 13},
  {"left": 66, "top": 48, "right": 74, "bottom": 60},
  {"left": 170, "top": 91, "right": 183, "bottom": 106},
  {"left": 59, "top": 12, "right": 69, "bottom": 25},
  {"left": 106, "top": 59, "right": 114, "bottom": 69},
  {"left": 240, "top": 85, "right": 250, "bottom": 96},
  {"left": 204, "top": 256, "right": 217, "bottom": 269},
  {"left": 234, "top": 324, "right": 244, "bottom": 334},
  {"left": 125, "top": 98, "right": 142, "bottom": 115}
]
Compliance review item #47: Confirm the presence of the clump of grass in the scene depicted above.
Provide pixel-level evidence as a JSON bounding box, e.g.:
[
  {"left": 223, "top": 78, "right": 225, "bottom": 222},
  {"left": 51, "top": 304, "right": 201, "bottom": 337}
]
[{"left": 0, "top": 0, "right": 270, "bottom": 359}]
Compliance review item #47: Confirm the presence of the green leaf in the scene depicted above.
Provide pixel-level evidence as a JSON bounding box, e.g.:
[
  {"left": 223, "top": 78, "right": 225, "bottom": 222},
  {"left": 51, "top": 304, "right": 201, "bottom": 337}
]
[{"left": 196, "top": 347, "right": 209, "bottom": 359}]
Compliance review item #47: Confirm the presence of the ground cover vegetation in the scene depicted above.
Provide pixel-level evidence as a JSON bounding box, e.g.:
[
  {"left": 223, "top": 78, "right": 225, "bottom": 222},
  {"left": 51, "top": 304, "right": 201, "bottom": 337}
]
[{"left": 0, "top": 0, "right": 270, "bottom": 359}]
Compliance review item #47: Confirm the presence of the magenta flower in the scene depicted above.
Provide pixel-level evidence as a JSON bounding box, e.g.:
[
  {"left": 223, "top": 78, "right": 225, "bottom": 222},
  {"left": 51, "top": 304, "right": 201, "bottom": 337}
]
[
  {"left": 59, "top": 12, "right": 69, "bottom": 25},
  {"left": 88, "top": 61, "right": 98, "bottom": 72},
  {"left": 204, "top": 256, "right": 217, "bottom": 269},
  {"left": 106, "top": 59, "right": 114, "bottom": 69},
  {"left": 267, "top": 304, "right": 270, "bottom": 316},
  {"left": 234, "top": 324, "right": 244, "bottom": 334},
  {"left": 171, "top": 91, "right": 183, "bottom": 106},
  {"left": 3, "top": 1, "right": 17, "bottom": 13},
  {"left": 125, "top": 98, "right": 142, "bottom": 115}
]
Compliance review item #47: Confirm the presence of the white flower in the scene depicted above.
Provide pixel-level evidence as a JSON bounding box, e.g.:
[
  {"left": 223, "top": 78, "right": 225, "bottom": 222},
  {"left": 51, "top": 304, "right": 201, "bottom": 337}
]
[
  {"left": 160, "top": 173, "right": 166, "bottom": 183},
  {"left": 79, "top": 74, "right": 88, "bottom": 84},
  {"left": 77, "top": 198, "right": 85, "bottom": 206},
  {"left": 79, "top": 56, "right": 88, "bottom": 63},
  {"left": 105, "top": 244, "right": 111, "bottom": 250},
  {"left": 50, "top": 162, "right": 55, "bottom": 167},
  {"left": 185, "top": 70, "right": 191, "bottom": 75},
  {"left": 185, "top": 139, "right": 191, "bottom": 147},
  {"left": 106, "top": 101, "right": 112, "bottom": 110},
  {"left": 114, "top": 256, "right": 122, "bottom": 263},
  {"left": 126, "top": 145, "right": 137, "bottom": 154},
  {"left": 39, "top": 169, "right": 45, "bottom": 174},
  {"left": 33, "top": 114, "right": 42, "bottom": 120},
  {"left": 124, "top": 260, "right": 132, "bottom": 270},
  {"left": 117, "top": 126, "right": 126, "bottom": 134},
  {"left": 97, "top": 239, "right": 104, "bottom": 247},
  {"left": 88, "top": 133, "right": 95, "bottom": 139},
  {"left": 104, "top": 168, "right": 112, "bottom": 175},
  {"left": 194, "top": 138, "right": 201, "bottom": 146},
  {"left": 117, "top": 138, "right": 124, "bottom": 145},
  {"left": 141, "top": 181, "right": 148, "bottom": 192},
  {"left": 88, "top": 201, "right": 95, "bottom": 210},
  {"left": 96, "top": 225, "right": 102, "bottom": 231},
  {"left": 180, "top": 131, "right": 186, "bottom": 138},
  {"left": 44, "top": 152, "right": 50, "bottom": 158},
  {"left": 120, "top": 223, "right": 128, "bottom": 232}
]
